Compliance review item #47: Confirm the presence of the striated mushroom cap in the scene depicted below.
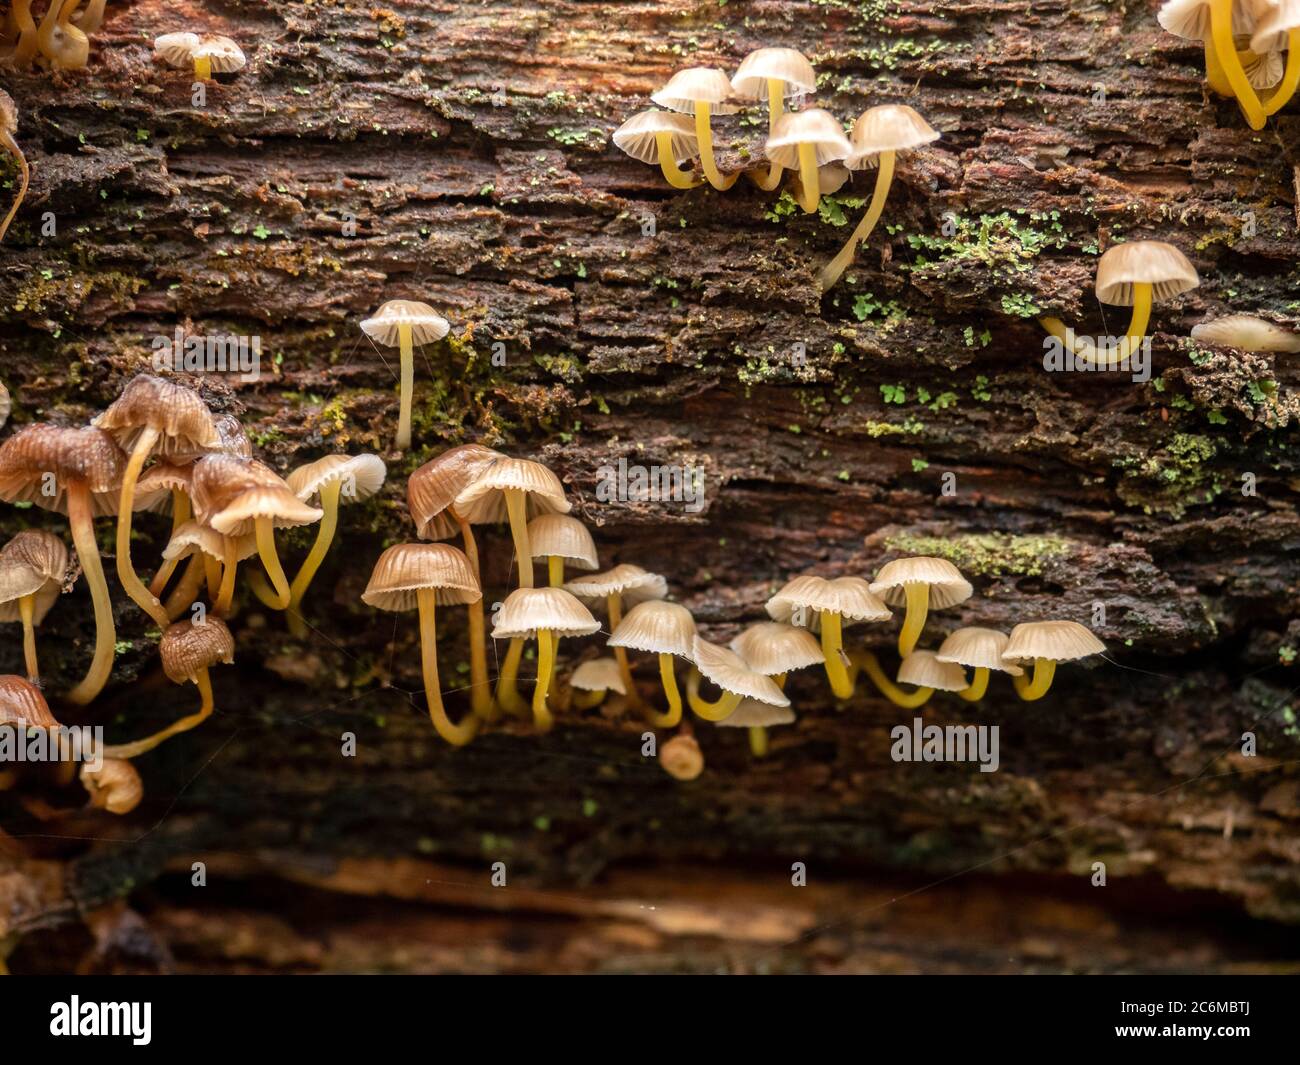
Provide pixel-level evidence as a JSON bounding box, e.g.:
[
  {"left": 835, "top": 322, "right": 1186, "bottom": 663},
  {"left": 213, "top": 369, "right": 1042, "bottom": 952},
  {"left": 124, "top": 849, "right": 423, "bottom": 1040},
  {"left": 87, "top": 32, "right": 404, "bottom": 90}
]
[
  {"left": 569, "top": 657, "right": 627, "bottom": 695},
  {"left": 1158, "top": 0, "right": 1273, "bottom": 40},
  {"left": 692, "top": 637, "right": 790, "bottom": 706},
  {"left": 408, "top": 443, "right": 505, "bottom": 540},
  {"left": 491, "top": 586, "right": 600, "bottom": 639},
  {"left": 765, "top": 108, "right": 852, "bottom": 169},
  {"left": 1095, "top": 241, "right": 1199, "bottom": 306},
  {"left": 613, "top": 110, "right": 699, "bottom": 165},
  {"left": 766, "top": 574, "right": 892, "bottom": 628},
  {"left": 453, "top": 455, "right": 570, "bottom": 524},
  {"left": 194, "top": 34, "right": 246, "bottom": 73},
  {"left": 607, "top": 599, "right": 696, "bottom": 657},
  {"left": 288, "top": 453, "right": 387, "bottom": 504},
  {"left": 192, "top": 455, "right": 323, "bottom": 536},
  {"left": 162, "top": 520, "right": 256, "bottom": 564},
  {"left": 565, "top": 562, "right": 668, "bottom": 608},
  {"left": 869, "top": 557, "right": 973, "bottom": 610},
  {"left": 134, "top": 462, "right": 194, "bottom": 514},
  {"left": 360, "top": 300, "right": 450, "bottom": 347},
  {"left": 1191, "top": 314, "right": 1300, "bottom": 353},
  {"left": 714, "top": 697, "right": 796, "bottom": 728},
  {"left": 362, "top": 543, "right": 481, "bottom": 611},
  {"left": 731, "top": 47, "right": 816, "bottom": 99},
  {"left": 651, "top": 67, "right": 740, "bottom": 114},
  {"left": 935, "top": 627, "right": 1023, "bottom": 676},
  {"left": 1003, "top": 620, "right": 1105, "bottom": 664},
  {"left": 154, "top": 31, "right": 201, "bottom": 67},
  {"left": 0, "top": 674, "right": 59, "bottom": 729},
  {"left": 1252, "top": 0, "right": 1300, "bottom": 51},
  {"left": 0, "top": 530, "right": 69, "bottom": 625},
  {"left": 527, "top": 513, "right": 598, "bottom": 570},
  {"left": 845, "top": 104, "right": 940, "bottom": 168},
  {"left": 731, "top": 621, "right": 824, "bottom": 675},
  {"left": 897, "top": 650, "right": 968, "bottom": 692},
  {"left": 160, "top": 617, "right": 235, "bottom": 685},
  {"left": 92, "top": 374, "right": 221, "bottom": 461},
  {"left": 0, "top": 424, "right": 125, "bottom": 517}
]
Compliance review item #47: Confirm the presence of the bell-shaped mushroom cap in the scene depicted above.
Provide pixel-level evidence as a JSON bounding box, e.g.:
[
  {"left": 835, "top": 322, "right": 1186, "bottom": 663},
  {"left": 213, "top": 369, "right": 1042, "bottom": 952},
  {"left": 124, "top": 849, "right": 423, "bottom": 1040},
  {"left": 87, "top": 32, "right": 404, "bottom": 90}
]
[
  {"left": 134, "top": 462, "right": 193, "bottom": 514},
  {"left": 288, "top": 453, "right": 387, "bottom": 504},
  {"left": 651, "top": 67, "right": 740, "bottom": 115},
  {"left": 1252, "top": 0, "right": 1300, "bottom": 51},
  {"left": 491, "top": 586, "right": 600, "bottom": 639},
  {"left": 612, "top": 110, "right": 699, "bottom": 165},
  {"left": 607, "top": 599, "right": 696, "bottom": 657},
  {"left": 154, "top": 31, "right": 201, "bottom": 67},
  {"left": 565, "top": 562, "right": 668, "bottom": 608},
  {"left": 160, "top": 617, "right": 236, "bottom": 685},
  {"left": 194, "top": 34, "right": 246, "bottom": 73},
  {"left": 360, "top": 300, "right": 450, "bottom": 347},
  {"left": 0, "top": 674, "right": 59, "bottom": 729},
  {"left": 1158, "top": 0, "right": 1273, "bottom": 40},
  {"left": 81, "top": 759, "right": 143, "bottom": 816},
  {"left": 162, "top": 520, "right": 256, "bottom": 564},
  {"left": 408, "top": 443, "right": 505, "bottom": 540},
  {"left": 730, "top": 621, "right": 824, "bottom": 675},
  {"left": 362, "top": 542, "right": 481, "bottom": 612},
  {"left": 527, "top": 514, "right": 598, "bottom": 570},
  {"left": 92, "top": 374, "right": 221, "bottom": 461},
  {"left": 845, "top": 104, "right": 940, "bottom": 168},
  {"left": 935, "top": 626, "right": 1023, "bottom": 676},
  {"left": 1191, "top": 314, "right": 1300, "bottom": 353},
  {"left": 1003, "top": 620, "right": 1105, "bottom": 664},
  {"left": 192, "top": 455, "right": 323, "bottom": 536},
  {"left": 714, "top": 697, "right": 796, "bottom": 728},
  {"left": 0, "top": 424, "right": 126, "bottom": 517},
  {"left": 765, "top": 108, "right": 852, "bottom": 169},
  {"left": 766, "top": 574, "right": 892, "bottom": 626},
  {"left": 731, "top": 47, "right": 817, "bottom": 99},
  {"left": 692, "top": 637, "right": 790, "bottom": 706},
  {"left": 453, "top": 455, "right": 571, "bottom": 524},
  {"left": 897, "top": 650, "right": 968, "bottom": 692},
  {"left": 213, "top": 413, "right": 253, "bottom": 459},
  {"left": 569, "top": 656, "right": 627, "bottom": 695},
  {"left": 0, "top": 530, "right": 69, "bottom": 625},
  {"left": 661, "top": 733, "right": 705, "bottom": 781},
  {"left": 869, "top": 557, "right": 973, "bottom": 610},
  {"left": 1095, "top": 241, "right": 1200, "bottom": 306}
]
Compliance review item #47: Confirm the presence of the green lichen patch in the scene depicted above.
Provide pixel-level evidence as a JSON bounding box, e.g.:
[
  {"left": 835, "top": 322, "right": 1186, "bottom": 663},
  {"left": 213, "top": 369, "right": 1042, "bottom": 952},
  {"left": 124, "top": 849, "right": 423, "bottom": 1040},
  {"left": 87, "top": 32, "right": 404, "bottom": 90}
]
[{"left": 881, "top": 532, "right": 1074, "bottom": 577}]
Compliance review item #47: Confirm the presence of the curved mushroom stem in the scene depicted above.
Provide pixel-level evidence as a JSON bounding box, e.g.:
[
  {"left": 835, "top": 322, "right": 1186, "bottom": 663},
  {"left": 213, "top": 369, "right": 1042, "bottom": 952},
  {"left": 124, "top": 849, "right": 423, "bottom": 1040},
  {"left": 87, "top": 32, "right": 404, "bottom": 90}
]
[
  {"left": 416, "top": 589, "right": 479, "bottom": 746},
  {"left": 694, "top": 103, "right": 739, "bottom": 191},
  {"left": 684, "top": 668, "right": 742, "bottom": 721},
  {"left": 749, "top": 727, "right": 769, "bottom": 757},
  {"left": 504, "top": 488, "right": 532, "bottom": 589},
  {"left": 102, "top": 667, "right": 215, "bottom": 759},
  {"left": 531, "top": 629, "right": 557, "bottom": 733},
  {"left": 37, "top": 0, "right": 88, "bottom": 70},
  {"left": 72, "top": 0, "right": 106, "bottom": 34},
  {"left": 0, "top": 128, "right": 29, "bottom": 243},
  {"left": 395, "top": 321, "right": 415, "bottom": 451},
  {"left": 456, "top": 515, "right": 497, "bottom": 721},
  {"left": 818, "top": 149, "right": 896, "bottom": 292},
  {"left": 653, "top": 132, "right": 702, "bottom": 189},
  {"left": 1204, "top": 39, "right": 1232, "bottom": 96},
  {"left": 572, "top": 688, "right": 607, "bottom": 710},
  {"left": 1210, "top": 0, "right": 1266, "bottom": 128},
  {"left": 1263, "top": 29, "right": 1300, "bottom": 115},
  {"left": 285, "top": 479, "right": 341, "bottom": 638},
  {"left": 194, "top": 55, "right": 212, "bottom": 82},
  {"left": 1, "top": 2, "right": 39, "bottom": 68},
  {"left": 65, "top": 481, "right": 116, "bottom": 706},
  {"left": 148, "top": 489, "right": 193, "bottom": 598},
  {"left": 820, "top": 611, "right": 854, "bottom": 699},
  {"left": 164, "top": 553, "right": 206, "bottom": 621},
  {"left": 749, "top": 79, "right": 787, "bottom": 191},
  {"left": 898, "top": 583, "right": 930, "bottom": 658},
  {"left": 643, "top": 652, "right": 683, "bottom": 728},
  {"left": 957, "top": 666, "right": 990, "bottom": 702},
  {"left": 1039, "top": 281, "right": 1151, "bottom": 369},
  {"left": 794, "top": 142, "right": 820, "bottom": 213},
  {"left": 607, "top": 593, "right": 645, "bottom": 708},
  {"left": 495, "top": 638, "right": 529, "bottom": 716},
  {"left": 18, "top": 593, "right": 37, "bottom": 682},
  {"left": 215, "top": 537, "right": 239, "bottom": 617},
  {"left": 1012, "top": 657, "right": 1057, "bottom": 701},
  {"left": 855, "top": 650, "right": 934, "bottom": 709},
  {"left": 255, "top": 517, "right": 291, "bottom": 610},
  {"left": 116, "top": 426, "right": 170, "bottom": 630}
]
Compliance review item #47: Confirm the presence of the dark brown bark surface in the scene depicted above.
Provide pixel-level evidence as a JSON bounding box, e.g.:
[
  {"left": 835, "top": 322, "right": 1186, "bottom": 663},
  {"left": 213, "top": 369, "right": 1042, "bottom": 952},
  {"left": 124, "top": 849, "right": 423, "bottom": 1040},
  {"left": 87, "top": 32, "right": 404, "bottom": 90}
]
[{"left": 1, "top": 0, "right": 1299, "bottom": 973}]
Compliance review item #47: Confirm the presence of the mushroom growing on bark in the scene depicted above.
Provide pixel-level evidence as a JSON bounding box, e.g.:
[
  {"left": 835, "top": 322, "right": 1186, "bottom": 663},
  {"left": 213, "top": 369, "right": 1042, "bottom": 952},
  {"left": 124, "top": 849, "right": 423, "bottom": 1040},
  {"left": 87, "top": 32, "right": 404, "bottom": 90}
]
[
  {"left": 766, "top": 574, "right": 891, "bottom": 698},
  {"left": 566, "top": 562, "right": 668, "bottom": 710},
  {"left": 359, "top": 300, "right": 450, "bottom": 452},
  {"left": 715, "top": 699, "right": 796, "bottom": 757},
  {"left": 80, "top": 758, "right": 143, "bottom": 815},
  {"left": 1252, "top": 0, "right": 1300, "bottom": 114},
  {"left": 855, "top": 649, "right": 967, "bottom": 709},
  {"left": 0, "top": 530, "right": 69, "bottom": 682},
  {"left": 935, "top": 626, "right": 1022, "bottom": 701},
  {"left": 0, "top": 90, "right": 29, "bottom": 244},
  {"left": 869, "top": 557, "right": 973, "bottom": 658},
  {"left": 568, "top": 657, "right": 627, "bottom": 710},
  {"left": 1002, "top": 620, "right": 1105, "bottom": 701},
  {"left": 764, "top": 108, "right": 852, "bottom": 214},
  {"left": 160, "top": 521, "right": 255, "bottom": 619},
  {"left": 1157, "top": 0, "right": 1271, "bottom": 127},
  {"left": 607, "top": 599, "right": 697, "bottom": 726},
  {"left": 651, "top": 67, "right": 741, "bottom": 191},
  {"left": 727, "top": 621, "right": 822, "bottom": 755},
  {"left": 0, "top": 2, "right": 40, "bottom": 67},
  {"left": 137, "top": 461, "right": 195, "bottom": 598},
  {"left": 730, "top": 47, "right": 817, "bottom": 191},
  {"left": 154, "top": 32, "right": 246, "bottom": 81},
  {"left": 37, "top": 0, "right": 89, "bottom": 70},
  {"left": 686, "top": 636, "right": 789, "bottom": 722},
  {"left": 612, "top": 110, "right": 701, "bottom": 189},
  {"left": 1191, "top": 313, "right": 1300, "bottom": 352}
]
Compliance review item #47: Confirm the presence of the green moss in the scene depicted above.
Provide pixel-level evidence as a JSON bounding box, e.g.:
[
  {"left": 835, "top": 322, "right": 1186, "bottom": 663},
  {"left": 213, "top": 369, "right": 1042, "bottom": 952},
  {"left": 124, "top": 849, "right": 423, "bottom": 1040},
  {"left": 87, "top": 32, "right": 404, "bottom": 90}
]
[
  {"left": 1114, "top": 432, "right": 1223, "bottom": 517},
  {"left": 881, "top": 532, "right": 1073, "bottom": 577}
]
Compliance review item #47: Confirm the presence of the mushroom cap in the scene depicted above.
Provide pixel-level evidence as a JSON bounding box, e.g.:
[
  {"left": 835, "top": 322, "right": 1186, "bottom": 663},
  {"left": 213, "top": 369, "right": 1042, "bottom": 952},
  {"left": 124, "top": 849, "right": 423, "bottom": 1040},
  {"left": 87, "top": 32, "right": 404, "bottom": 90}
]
[
  {"left": 766, "top": 574, "right": 892, "bottom": 626},
  {"left": 162, "top": 520, "right": 256, "bottom": 564},
  {"left": 192, "top": 455, "right": 323, "bottom": 536},
  {"left": 692, "top": 637, "right": 790, "bottom": 706},
  {"left": 607, "top": 599, "right": 696, "bottom": 657},
  {"left": 92, "top": 374, "right": 221, "bottom": 462},
  {"left": 81, "top": 759, "right": 143, "bottom": 815},
  {"left": 714, "top": 696, "right": 796, "bottom": 728},
  {"left": 1243, "top": 46, "right": 1285, "bottom": 88},
  {"left": 564, "top": 562, "right": 668, "bottom": 607},
  {"left": 134, "top": 461, "right": 194, "bottom": 514},
  {"left": 1002, "top": 620, "right": 1105, "bottom": 664},
  {"left": 491, "top": 586, "right": 600, "bottom": 639},
  {"left": 1252, "top": 0, "right": 1300, "bottom": 51},
  {"left": 0, "top": 674, "right": 59, "bottom": 729},
  {"left": 897, "top": 650, "right": 968, "bottom": 692},
  {"left": 612, "top": 110, "right": 699, "bottom": 165},
  {"left": 869, "top": 557, "right": 974, "bottom": 610},
  {"left": 0, "top": 380, "right": 10, "bottom": 429},
  {"left": 160, "top": 617, "right": 235, "bottom": 684},
  {"left": 569, "top": 656, "right": 627, "bottom": 694},
  {"left": 153, "top": 31, "right": 201, "bottom": 67},
  {"left": 1190, "top": 314, "right": 1300, "bottom": 353},
  {"left": 526, "top": 513, "right": 599, "bottom": 570},
  {"left": 362, "top": 542, "right": 481, "bottom": 611},
  {"left": 360, "top": 300, "right": 450, "bottom": 347},
  {"left": 731, "top": 47, "right": 817, "bottom": 99},
  {"left": 0, "top": 424, "right": 126, "bottom": 517},
  {"left": 0, "top": 530, "right": 68, "bottom": 624},
  {"left": 288, "top": 453, "right": 387, "bottom": 504},
  {"left": 408, "top": 443, "right": 506, "bottom": 540},
  {"left": 660, "top": 734, "right": 705, "bottom": 781},
  {"left": 793, "top": 162, "right": 851, "bottom": 200},
  {"left": 845, "top": 104, "right": 940, "bottom": 168},
  {"left": 193, "top": 34, "right": 246, "bottom": 72},
  {"left": 452, "top": 455, "right": 571, "bottom": 525},
  {"left": 213, "top": 413, "right": 254, "bottom": 459},
  {"left": 651, "top": 67, "right": 740, "bottom": 114},
  {"left": 1094, "top": 240, "right": 1200, "bottom": 305},
  {"left": 1158, "top": 0, "right": 1273, "bottom": 40},
  {"left": 765, "top": 108, "right": 852, "bottom": 168},
  {"left": 730, "top": 621, "right": 824, "bottom": 675},
  {"left": 935, "top": 627, "right": 1024, "bottom": 676}
]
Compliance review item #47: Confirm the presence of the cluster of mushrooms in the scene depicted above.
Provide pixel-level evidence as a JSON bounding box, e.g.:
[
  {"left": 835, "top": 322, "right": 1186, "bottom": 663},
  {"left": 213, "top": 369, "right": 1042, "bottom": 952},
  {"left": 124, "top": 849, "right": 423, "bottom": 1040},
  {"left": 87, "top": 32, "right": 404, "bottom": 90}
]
[
  {"left": 362, "top": 445, "right": 1106, "bottom": 779},
  {"left": 612, "top": 46, "right": 939, "bottom": 292},
  {"left": 0, "top": 1, "right": 107, "bottom": 72}
]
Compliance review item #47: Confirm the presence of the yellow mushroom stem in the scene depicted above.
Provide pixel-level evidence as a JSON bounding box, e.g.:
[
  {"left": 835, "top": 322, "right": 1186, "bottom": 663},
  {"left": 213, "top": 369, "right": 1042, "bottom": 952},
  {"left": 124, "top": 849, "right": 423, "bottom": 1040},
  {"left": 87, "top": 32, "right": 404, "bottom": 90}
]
[
  {"left": 164, "top": 554, "right": 206, "bottom": 621},
  {"left": 194, "top": 54, "right": 212, "bottom": 82},
  {"left": 284, "top": 479, "right": 341, "bottom": 638},
  {"left": 1263, "top": 29, "right": 1300, "bottom": 115},
  {"left": 1205, "top": 39, "right": 1232, "bottom": 96},
  {"left": 65, "top": 481, "right": 116, "bottom": 706},
  {"left": 898, "top": 582, "right": 930, "bottom": 658},
  {"left": 18, "top": 593, "right": 37, "bottom": 682},
  {"left": 495, "top": 639, "right": 529, "bottom": 716},
  {"left": 504, "top": 488, "right": 532, "bottom": 588},
  {"left": 819, "top": 611, "right": 854, "bottom": 698},
  {"left": 644, "top": 653, "right": 684, "bottom": 728},
  {"left": 1039, "top": 281, "right": 1152, "bottom": 370},
  {"left": 684, "top": 668, "right": 742, "bottom": 721},
  {"left": 215, "top": 536, "right": 239, "bottom": 617},
  {"left": 255, "top": 517, "right": 291, "bottom": 610},
  {"left": 73, "top": 0, "right": 106, "bottom": 34},
  {"left": 572, "top": 688, "right": 607, "bottom": 710},
  {"left": 819, "top": 149, "right": 896, "bottom": 292},
  {"left": 749, "top": 79, "right": 786, "bottom": 191},
  {"left": 1210, "top": 0, "right": 1266, "bottom": 128},
  {"left": 394, "top": 321, "right": 415, "bottom": 451},
  {"left": 653, "top": 131, "right": 702, "bottom": 189},
  {"left": 794, "top": 142, "right": 820, "bottom": 213},
  {"left": 693, "top": 102, "right": 739, "bottom": 191},
  {"left": 415, "top": 588, "right": 479, "bottom": 746},
  {"left": 0, "top": 125, "right": 30, "bottom": 243},
  {"left": 957, "top": 666, "right": 990, "bottom": 702},
  {"left": 102, "top": 667, "right": 216, "bottom": 759},
  {"left": 455, "top": 514, "right": 497, "bottom": 721},
  {"left": 606, "top": 592, "right": 646, "bottom": 708},
  {"left": 2, "top": 2, "right": 38, "bottom": 68},
  {"left": 148, "top": 489, "right": 193, "bottom": 598},
  {"left": 37, "top": 0, "right": 86, "bottom": 70},
  {"left": 747, "top": 672, "right": 786, "bottom": 759},
  {"left": 115, "top": 426, "right": 170, "bottom": 630},
  {"left": 202, "top": 553, "right": 221, "bottom": 602},
  {"left": 532, "top": 628, "right": 557, "bottom": 733},
  {"left": 1012, "top": 657, "right": 1057, "bottom": 701},
  {"left": 854, "top": 650, "right": 934, "bottom": 709}
]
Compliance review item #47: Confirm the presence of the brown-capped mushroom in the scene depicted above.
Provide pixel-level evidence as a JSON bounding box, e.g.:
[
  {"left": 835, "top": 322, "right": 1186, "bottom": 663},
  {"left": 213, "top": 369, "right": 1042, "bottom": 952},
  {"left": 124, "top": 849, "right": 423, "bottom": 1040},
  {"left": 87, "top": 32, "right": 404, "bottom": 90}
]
[
  {"left": 359, "top": 301, "right": 450, "bottom": 452},
  {"left": 160, "top": 520, "right": 255, "bottom": 619},
  {"left": 0, "top": 530, "right": 68, "bottom": 682},
  {"left": 80, "top": 758, "right": 143, "bottom": 815}
]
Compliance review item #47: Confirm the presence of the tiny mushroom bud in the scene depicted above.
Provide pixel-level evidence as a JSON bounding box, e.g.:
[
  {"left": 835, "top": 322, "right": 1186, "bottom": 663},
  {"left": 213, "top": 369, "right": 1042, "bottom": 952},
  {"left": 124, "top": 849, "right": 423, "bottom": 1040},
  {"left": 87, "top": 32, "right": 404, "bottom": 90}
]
[
  {"left": 869, "top": 557, "right": 974, "bottom": 659},
  {"left": 569, "top": 656, "right": 627, "bottom": 710},
  {"left": 607, "top": 599, "right": 697, "bottom": 727},
  {"left": 612, "top": 110, "right": 701, "bottom": 190},
  {"left": 935, "top": 626, "right": 1023, "bottom": 701},
  {"left": 0, "top": 530, "right": 69, "bottom": 682},
  {"left": 730, "top": 47, "right": 817, "bottom": 190},
  {"left": 37, "top": 0, "right": 89, "bottom": 71},
  {"left": 651, "top": 67, "right": 742, "bottom": 191},
  {"left": 81, "top": 759, "right": 143, "bottom": 816},
  {"left": 767, "top": 574, "right": 891, "bottom": 698},
  {"left": 686, "top": 636, "right": 789, "bottom": 722},
  {"left": 1001, "top": 620, "right": 1105, "bottom": 701},
  {"left": 565, "top": 562, "right": 668, "bottom": 709},
  {"left": 1252, "top": 0, "right": 1300, "bottom": 115},
  {"left": 1191, "top": 313, "right": 1300, "bottom": 352},
  {"left": 660, "top": 733, "right": 705, "bottom": 781},
  {"left": 763, "top": 108, "right": 851, "bottom": 214},
  {"left": 359, "top": 300, "right": 450, "bottom": 452},
  {"left": 0, "top": 90, "right": 30, "bottom": 244}
]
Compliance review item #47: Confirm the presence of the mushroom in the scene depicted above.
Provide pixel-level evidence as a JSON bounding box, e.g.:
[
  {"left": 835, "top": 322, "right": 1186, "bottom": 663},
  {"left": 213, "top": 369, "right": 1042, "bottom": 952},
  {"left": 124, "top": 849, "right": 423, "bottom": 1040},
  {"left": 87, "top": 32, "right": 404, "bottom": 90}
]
[
  {"left": 0, "top": 90, "right": 29, "bottom": 244},
  {"left": 80, "top": 758, "right": 143, "bottom": 815},
  {"left": 0, "top": 530, "right": 69, "bottom": 682},
  {"left": 715, "top": 699, "right": 795, "bottom": 757},
  {"left": 869, "top": 557, "right": 974, "bottom": 659},
  {"left": 660, "top": 732, "right": 705, "bottom": 781},
  {"left": 0, "top": 673, "right": 57, "bottom": 792},
  {"left": 1002, "top": 620, "right": 1105, "bottom": 701},
  {"left": 612, "top": 110, "right": 701, "bottom": 189},
  {"left": 0, "top": 2, "right": 39, "bottom": 68},
  {"left": 93, "top": 375, "right": 222, "bottom": 631},
  {"left": 1191, "top": 313, "right": 1300, "bottom": 352},
  {"left": 153, "top": 32, "right": 245, "bottom": 82},
  {"left": 565, "top": 562, "right": 668, "bottom": 710},
  {"left": 362, "top": 542, "right": 484, "bottom": 745},
  {"left": 0, "top": 425, "right": 125, "bottom": 705},
  {"left": 818, "top": 104, "right": 940, "bottom": 292},
  {"left": 730, "top": 47, "right": 817, "bottom": 191},
  {"left": 568, "top": 656, "right": 626, "bottom": 710},
  {"left": 607, "top": 599, "right": 697, "bottom": 726},
  {"left": 136, "top": 460, "right": 195, "bottom": 599},
  {"left": 766, "top": 574, "right": 891, "bottom": 698},
  {"left": 763, "top": 108, "right": 851, "bottom": 214},
  {"left": 1242, "top": 44, "right": 1285, "bottom": 90},
  {"left": 491, "top": 586, "right": 599, "bottom": 733},
  {"left": 650, "top": 67, "right": 742, "bottom": 191},
  {"left": 528, "top": 513, "right": 598, "bottom": 588},
  {"left": 159, "top": 521, "right": 255, "bottom": 619},
  {"left": 1157, "top": 0, "right": 1269, "bottom": 127},
  {"left": 36, "top": 0, "right": 88, "bottom": 70},
  {"left": 359, "top": 300, "right": 450, "bottom": 452},
  {"left": 728, "top": 621, "right": 822, "bottom": 754},
  {"left": 281, "top": 453, "right": 387, "bottom": 636},
  {"left": 935, "top": 626, "right": 1023, "bottom": 701},
  {"left": 72, "top": 1, "right": 108, "bottom": 35},
  {"left": 1252, "top": 1, "right": 1300, "bottom": 115},
  {"left": 855, "top": 649, "right": 967, "bottom": 709},
  {"left": 101, "top": 617, "right": 235, "bottom": 758},
  {"left": 686, "top": 636, "right": 789, "bottom": 722}
]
